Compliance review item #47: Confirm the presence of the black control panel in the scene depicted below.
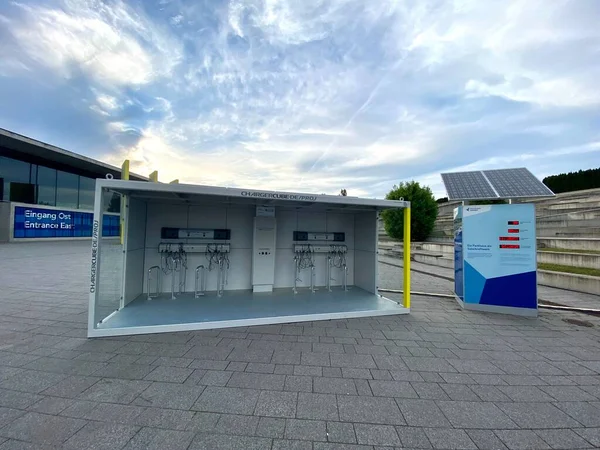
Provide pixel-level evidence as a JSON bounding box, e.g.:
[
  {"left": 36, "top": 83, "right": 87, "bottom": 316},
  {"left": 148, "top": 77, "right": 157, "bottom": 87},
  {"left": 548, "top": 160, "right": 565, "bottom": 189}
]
[{"left": 293, "top": 231, "right": 345, "bottom": 242}]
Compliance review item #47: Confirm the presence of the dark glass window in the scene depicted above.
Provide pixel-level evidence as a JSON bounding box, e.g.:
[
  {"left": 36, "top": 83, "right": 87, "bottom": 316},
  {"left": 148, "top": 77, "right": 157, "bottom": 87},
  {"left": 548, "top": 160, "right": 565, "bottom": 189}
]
[
  {"left": 78, "top": 176, "right": 96, "bottom": 210},
  {"left": 0, "top": 156, "right": 32, "bottom": 202},
  {"left": 56, "top": 170, "right": 79, "bottom": 209},
  {"left": 37, "top": 166, "right": 56, "bottom": 206}
]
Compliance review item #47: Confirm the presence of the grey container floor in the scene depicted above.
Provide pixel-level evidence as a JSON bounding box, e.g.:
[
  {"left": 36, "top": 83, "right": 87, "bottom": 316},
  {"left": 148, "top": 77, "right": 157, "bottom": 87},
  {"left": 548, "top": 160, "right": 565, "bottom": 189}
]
[{"left": 1, "top": 241, "right": 600, "bottom": 449}]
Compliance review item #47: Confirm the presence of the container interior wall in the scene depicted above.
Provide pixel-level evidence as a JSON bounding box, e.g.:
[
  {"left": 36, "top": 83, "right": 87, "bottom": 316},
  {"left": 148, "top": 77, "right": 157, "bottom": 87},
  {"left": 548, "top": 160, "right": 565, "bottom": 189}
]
[
  {"left": 140, "top": 201, "right": 359, "bottom": 294},
  {"left": 123, "top": 197, "right": 147, "bottom": 305},
  {"left": 354, "top": 211, "right": 377, "bottom": 293}
]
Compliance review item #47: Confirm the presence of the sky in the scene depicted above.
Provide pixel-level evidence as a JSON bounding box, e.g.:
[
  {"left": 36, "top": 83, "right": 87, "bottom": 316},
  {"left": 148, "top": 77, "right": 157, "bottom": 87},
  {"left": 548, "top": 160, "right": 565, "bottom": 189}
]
[{"left": 0, "top": 0, "right": 599, "bottom": 199}]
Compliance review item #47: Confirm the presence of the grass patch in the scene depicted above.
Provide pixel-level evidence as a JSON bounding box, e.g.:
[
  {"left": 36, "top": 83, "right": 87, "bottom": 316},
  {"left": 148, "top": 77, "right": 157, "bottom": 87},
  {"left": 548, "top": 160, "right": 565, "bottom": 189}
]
[
  {"left": 538, "top": 247, "right": 600, "bottom": 255},
  {"left": 538, "top": 263, "right": 600, "bottom": 277}
]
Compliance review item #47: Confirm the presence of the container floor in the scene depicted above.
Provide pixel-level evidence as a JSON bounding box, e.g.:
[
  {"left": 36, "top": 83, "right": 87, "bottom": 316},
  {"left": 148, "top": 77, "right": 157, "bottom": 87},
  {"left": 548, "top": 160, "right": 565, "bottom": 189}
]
[{"left": 94, "top": 287, "right": 408, "bottom": 336}]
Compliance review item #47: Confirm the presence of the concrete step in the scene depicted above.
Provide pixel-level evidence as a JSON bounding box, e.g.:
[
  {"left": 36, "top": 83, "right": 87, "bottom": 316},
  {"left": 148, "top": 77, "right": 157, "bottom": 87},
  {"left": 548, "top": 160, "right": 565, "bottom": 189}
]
[
  {"left": 538, "top": 237, "right": 600, "bottom": 252},
  {"left": 537, "top": 208, "right": 600, "bottom": 221},
  {"left": 538, "top": 227, "right": 600, "bottom": 238},
  {"left": 538, "top": 270, "right": 600, "bottom": 296},
  {"left": 538, "top": 251, "right": 600, "bottom": 270}
]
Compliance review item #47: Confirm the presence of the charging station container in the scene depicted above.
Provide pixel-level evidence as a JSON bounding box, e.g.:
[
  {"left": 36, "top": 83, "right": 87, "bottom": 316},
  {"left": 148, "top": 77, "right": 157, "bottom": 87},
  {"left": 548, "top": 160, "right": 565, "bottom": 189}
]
[{"left": 87, "top": 180, "right": 410, "bottom": 337}]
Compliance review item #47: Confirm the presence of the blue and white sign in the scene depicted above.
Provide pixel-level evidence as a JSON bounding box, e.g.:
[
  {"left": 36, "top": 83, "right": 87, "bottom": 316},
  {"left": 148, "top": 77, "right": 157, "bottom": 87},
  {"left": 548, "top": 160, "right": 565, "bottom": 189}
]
[
  {"left": 13, "top": 206, "right": 119, "bottom": 239},
  {"left": 454, "top": 204, "right": 537, "bottom": 316}
]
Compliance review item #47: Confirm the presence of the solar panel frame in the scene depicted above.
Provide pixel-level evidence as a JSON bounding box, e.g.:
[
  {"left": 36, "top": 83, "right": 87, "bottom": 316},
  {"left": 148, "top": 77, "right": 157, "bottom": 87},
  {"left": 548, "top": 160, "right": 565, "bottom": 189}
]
[
  {"left": 441, "top": 171, "right": 498, "bottom": 200},
  {"left": 483, "top": 168, "right": 555, "bottom": 199}
]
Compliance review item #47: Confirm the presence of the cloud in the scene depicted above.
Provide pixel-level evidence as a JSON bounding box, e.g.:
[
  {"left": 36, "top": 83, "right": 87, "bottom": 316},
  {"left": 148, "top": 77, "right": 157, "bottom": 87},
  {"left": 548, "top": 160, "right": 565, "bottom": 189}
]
[{"left": 0, "top": 0, "right": 598, "bottom": 199}]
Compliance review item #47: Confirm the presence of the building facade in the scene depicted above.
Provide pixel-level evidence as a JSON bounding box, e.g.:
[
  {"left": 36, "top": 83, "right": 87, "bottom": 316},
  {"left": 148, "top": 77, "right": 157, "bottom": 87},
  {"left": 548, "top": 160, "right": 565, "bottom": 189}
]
[{"left": 0, "top": 128, "right": 146, "bottom": 242}]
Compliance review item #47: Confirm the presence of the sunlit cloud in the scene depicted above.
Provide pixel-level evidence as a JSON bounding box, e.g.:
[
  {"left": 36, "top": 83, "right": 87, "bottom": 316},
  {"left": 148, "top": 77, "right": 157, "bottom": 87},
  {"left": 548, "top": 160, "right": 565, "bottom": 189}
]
[{"left": 0, "top": 0, "right": 598, "bottom": 199}]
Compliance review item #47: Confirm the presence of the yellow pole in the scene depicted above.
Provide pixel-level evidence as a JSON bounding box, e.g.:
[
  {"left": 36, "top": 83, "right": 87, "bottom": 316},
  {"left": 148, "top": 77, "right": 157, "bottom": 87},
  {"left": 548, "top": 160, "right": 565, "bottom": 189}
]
[
  {"left": 120, "top": 160, "right": 130, "bottom": 245},
  {"left": 169, "top": 179, "right": 179, "bottom": 184},
  {"left": 403, "top": 207, "right": 411, "bottom": 309},
  {"left": 149, "top": 171, "right": 158, "bottom": 182}
]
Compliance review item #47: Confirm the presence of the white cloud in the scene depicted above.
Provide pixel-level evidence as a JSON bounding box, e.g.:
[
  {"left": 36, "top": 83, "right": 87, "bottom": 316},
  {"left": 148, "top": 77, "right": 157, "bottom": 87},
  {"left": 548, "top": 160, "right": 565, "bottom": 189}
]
[{"left": 2, "top": 1, "right": 182, "bottom": 86}]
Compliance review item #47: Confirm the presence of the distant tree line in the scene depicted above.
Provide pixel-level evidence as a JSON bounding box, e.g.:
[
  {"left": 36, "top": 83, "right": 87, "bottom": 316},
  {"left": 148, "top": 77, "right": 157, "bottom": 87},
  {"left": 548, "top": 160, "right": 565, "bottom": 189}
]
[{"left": 543, "top": 167, "right": 600, "bottom": 194}]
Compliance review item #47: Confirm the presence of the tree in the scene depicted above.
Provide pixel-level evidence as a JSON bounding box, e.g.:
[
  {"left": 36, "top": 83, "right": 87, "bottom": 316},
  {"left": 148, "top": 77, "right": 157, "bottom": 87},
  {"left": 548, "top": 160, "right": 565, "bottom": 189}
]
[
  {"left": 382, "top": 181, "right": 438, "bottom": 242},
  {"left": 543, "top": 167, "right": 600, "bottom": 194},
  {"left": 340, "top": 189, "right": 347, "bottom": 196}
]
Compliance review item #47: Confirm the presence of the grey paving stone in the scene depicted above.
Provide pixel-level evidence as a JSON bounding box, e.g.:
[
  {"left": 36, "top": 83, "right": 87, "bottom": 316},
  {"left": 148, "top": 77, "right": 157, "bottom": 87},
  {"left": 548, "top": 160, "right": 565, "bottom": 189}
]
[
  {"left": 297, "top": 393, "right": 338, "bottom": 421},
  {"left": 469, "top": 374, "right": 507, "bottom": 385},
  {"left": 440, "top": 384, "right": 481, "bottom": 401},
  {"left": 122, "top": 427, "right": 193, "bottom": 450},
  {"left": 396, "top": 426, "right": 432, "bottom": 448},
  {"left": 246, "top": 362, "right": 275, "bottom": 373},
  {"left": 466, "top": 430, "right": 507, "bottom": 450},
  {"left": 314, "top": 377, "right": 356, "bottom": 395},
  {"left": 285, "top": 375, "right": 313, "bottom": 392},
  {"left": 272, "top": 351, "right": 302, "bottom": 365},
  {"left": 198, "top": 370, "right": 232, "bottom": 386},
  {"left": 354, "top": 423, "right": 400, "bottom": 446},
  {"left": 495, "top": 430, "right": 551, "bottom": 450},
  {"left": 189, "top": 359, "right": 229, "bottom": 370},
  {"left": 189, "top": 433, "right": 272, "bottom": 450},
  {"left": 540, "top": 385, "right": 598, "bottom": 402},
  {"left": 373, "top": 355, "right": 409, "bottom": 370},
  {"left": 59, "top": 400, "right": 99, "bottom": 418},
  {"left": 93, "top": 362, "right": 155, "bottom": 380},
  {"left": 214, "top": 414, "right": 259, "bottom": 435},
  {"left": 353, "top": 379, "right": 372, "bottom": 396},
  {"left": 574, "top": 428, "right": 600, "bottom": 447},
  {"left": 439, "top": 372, "right": 475, "bottom": 384},
  {"left": 326, "top": 421, "right": 355, "bottom": 443},
  {"left": 330, "top": 354, "right": 376, "bottom": 369},
  {"left": 370, "top": 369, "right": 392, "bottom": 380},
  {"left": 0, "top": 412, "right": 87, "bottom": 446},
  {"left": 396, "top": 399, "right": 451, "bottom": 427},
  {"left": 63, "top": 421, "right": 140, "bottom": 450},
  {"left": 411, "top": 382, "right": 450, "bottom": 400},
  {"left": 28, "top": 397, "right": 73, "bottom": 415},
  {"left": 273, "top": 440, "right": 313, "bottom": 450},
  {"left": 134, "top": 382, "right": 204, "bottom": 409},
  {"left": 468, "top": 385, "right": 512, "bottom": 402},
  {"left": 313, "top": 443, "right": 372, "bottom": 450},
  {"left": 0, "top": 370, "right": 66, "bottom": 394},
  {"left": 535, "top": 428, "right": 591, "bottom": 449},
  {"left": 227, "top": 372, "right": 285, "bottom": 390},
  {"left": 390, "top": 370, "right": 424, "bottom": 382},
  {"left": 369, "top": 380, "right": 418, "bottom": 398},
  {"left": 554, "top": 401, "right": 600, "bottom": 426},
  {"left": 403, "top": 357, "right": 457, "bottom": 373},
  {"left": 437, "top": 401, "right": 517, "bottom": 429},
  {"left": 275, "top": 364, "right": 294, "bottom": 375},
  {"left": 185, "top": 412, "right": 220, "bottom": 432},
  {"left": 447, "top": 359, "right": 504, "bottom": 374},
  {"left": 497, "top": 402, "right": 581, "bottom": 429},
  {"left": 497, "top": 385, "right": 555, "bottom": 402},
  {"left": 256, "top": 417, "right": 286, "bottom": 438},
  {"left": 144, "top": 365, "right": 193, "bottom": 383},
  {"left": 227, "top": 348, "right": 273, "bottom": 363},
  {"left": 40, "top": 375, "right": 100, "bottom": 398},
  {"left": 285, "top": 418, "right": 327, "bottom": 441},
  {"left": 0, "top": 408, "right": 24, "bottom": 429},
  {"left": 86, "top": 402, "right": 146, "bottom": 424},
  {"left": 322, "top": 367, "right": 342, "bottom": 378},
  {"left": 341, "top": 368, "right": 372, "bottom": 379},
  {"left": 295, "top": 365, "right": 322, "bottom": 376},
  {"left": 79, "top": 379, "right": 151, "bottom": 404},
  {"left": 338, "top": 395, "right": 405, "bottom": 425},
  {"left": 254, "top": 390, "right": 297, "bottom": 418},
  {"left": 184, "top": 346, "right": 232, "bottom": 361},
  {"left": 424, "top": 428, "right": 477, "bottom": 450},
  {"left": 192, "top": 386, "right": 259, "bottom": 414},
  {"left": 313, "top": 343, "right": 345, "bottom": 354},
  {"left": 134, "top": 408, "right": 195, "bottom": 430},
  {"left": 501, "top": 375, "right": 546, "bottom": 385}
]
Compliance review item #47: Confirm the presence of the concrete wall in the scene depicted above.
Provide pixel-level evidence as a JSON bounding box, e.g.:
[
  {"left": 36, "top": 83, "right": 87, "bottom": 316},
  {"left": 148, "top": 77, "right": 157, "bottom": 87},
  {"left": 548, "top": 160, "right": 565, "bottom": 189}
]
[
  {"left": 538, "top": 251, "right": 600, "bottom": 270},
  {"left": 538, "top": 270, "right": 600, "bottom": 296},
  {"left": 0, "top": 202, "right": 9, "bottom": 242}
]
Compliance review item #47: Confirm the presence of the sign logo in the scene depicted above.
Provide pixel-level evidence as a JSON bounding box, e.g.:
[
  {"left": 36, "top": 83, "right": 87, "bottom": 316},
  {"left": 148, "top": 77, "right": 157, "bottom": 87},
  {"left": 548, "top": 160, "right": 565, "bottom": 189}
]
[{"left": 241, "top": 191, "right": 317, "bottom": 202}]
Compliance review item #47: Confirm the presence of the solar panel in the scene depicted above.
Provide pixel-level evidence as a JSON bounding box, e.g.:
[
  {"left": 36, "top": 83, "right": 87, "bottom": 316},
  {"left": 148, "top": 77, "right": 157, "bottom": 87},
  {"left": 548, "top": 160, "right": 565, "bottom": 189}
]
[
  {"left": 441, "top": 167, "right": 554, "bottom": 200},
  {"left": 483, "top": 168, "right": 555, "bottom": 198},
  {"left": 441, "top": 171, "right": 498, "bottom": 200}
]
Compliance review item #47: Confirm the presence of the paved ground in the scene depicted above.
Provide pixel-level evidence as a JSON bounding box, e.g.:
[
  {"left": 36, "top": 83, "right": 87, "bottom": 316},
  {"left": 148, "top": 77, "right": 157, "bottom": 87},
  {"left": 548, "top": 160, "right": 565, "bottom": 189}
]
[{"left": 1, "top": 241, "right": 600, "bottom": 449}]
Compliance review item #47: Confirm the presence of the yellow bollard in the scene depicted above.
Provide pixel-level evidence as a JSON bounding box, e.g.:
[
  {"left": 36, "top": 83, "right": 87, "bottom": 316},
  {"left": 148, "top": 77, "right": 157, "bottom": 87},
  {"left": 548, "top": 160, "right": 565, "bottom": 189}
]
[
  {"left": 120, "top": 160, "right": 130, "bottom": 245},
  {"left": 403, "top": 207, "right": 411, "bottom": 309}
]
